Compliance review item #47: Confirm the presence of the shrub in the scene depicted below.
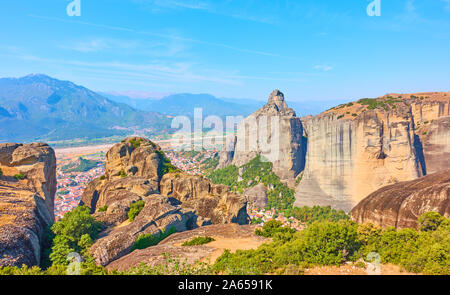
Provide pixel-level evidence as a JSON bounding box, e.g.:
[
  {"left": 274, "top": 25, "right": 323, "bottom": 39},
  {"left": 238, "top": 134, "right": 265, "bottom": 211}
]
[
  {"left": 418, "top": 212, "right": 445, "bottom": 232},
  {"left": 182, "top": 236, "right": 215, "bottom": 246},
  {"left": 0, "top": 168, "right": 3, "bottom": 177},
  {"left": 282, "top": 205, "right": 349, "bottom": 224},
  {"left": 131, "top": 227, "right": 177, "bottom": 252},
  {"left": 99, "top": 175, "right": 106, "bottom": 180},
  {"left": 128, "top": 200, "right": 145, "bottom": 222},
  {"left": 275, "top": 220, "right": 361, "bottom": 266},
  {"left": 156, "top": 150, "right": 179, "bottom": 176},
  {"left": 13, "top": 173, "right": 27, "bottom": 180},
  {"left": 119, "top": 170, "right": 127, "bottom": 178},
  {"left": 97, "top": 205, "right": 108, "bottom": 212},
  {"left": 129, "top": 138, "right": 144, "bottom": 149}
]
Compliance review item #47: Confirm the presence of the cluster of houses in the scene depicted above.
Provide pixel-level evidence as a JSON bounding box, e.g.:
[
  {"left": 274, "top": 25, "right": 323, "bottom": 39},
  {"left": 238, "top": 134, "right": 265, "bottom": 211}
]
[
  {"left": 164, "top": 150, "right": 217, "bottom": 175},
  {"left": 54, "top": 165, "right": 105, "bottom": 221}
]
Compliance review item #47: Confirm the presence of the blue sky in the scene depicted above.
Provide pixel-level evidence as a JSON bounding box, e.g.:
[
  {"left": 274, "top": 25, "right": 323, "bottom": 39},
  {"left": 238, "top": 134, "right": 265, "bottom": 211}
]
[{"left": 0, "top": 0, "right": 450, "bottom": 102}]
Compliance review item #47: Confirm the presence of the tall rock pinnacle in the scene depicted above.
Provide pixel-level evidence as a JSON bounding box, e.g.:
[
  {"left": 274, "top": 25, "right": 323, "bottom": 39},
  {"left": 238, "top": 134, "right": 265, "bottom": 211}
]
[
  {"left": 255, "top": 90, "right": 296, "bottom": 117},
  {"left": 218, "top": 90, "right": 306, "bottom": 182}
]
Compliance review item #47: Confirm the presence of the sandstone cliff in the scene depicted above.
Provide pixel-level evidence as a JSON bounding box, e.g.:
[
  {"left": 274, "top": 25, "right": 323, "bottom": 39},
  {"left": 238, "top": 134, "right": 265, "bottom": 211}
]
[
  {"left": 351, "top": 170, "right": 450, "bottom": 229},
  {"left": 295, "top": 93, "right": 450, "bottom": 212},
  {"left": 0, "top": 143, "right": 56, "bottom": 267},
  {"left": 218, "top": 90, "right": 306, "bottom": 183}
]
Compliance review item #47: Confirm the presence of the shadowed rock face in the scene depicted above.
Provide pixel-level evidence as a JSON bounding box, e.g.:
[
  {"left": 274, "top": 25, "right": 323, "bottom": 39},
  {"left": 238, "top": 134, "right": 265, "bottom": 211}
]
[
  {"left": 218, "top": 90, "right": 306, "bottom": 182},
  {"left": 0, "top": 143, "right": 56, "bottom": 267},
  {"left": 351, "top": 170, "right": 450, "bottom": 229}
]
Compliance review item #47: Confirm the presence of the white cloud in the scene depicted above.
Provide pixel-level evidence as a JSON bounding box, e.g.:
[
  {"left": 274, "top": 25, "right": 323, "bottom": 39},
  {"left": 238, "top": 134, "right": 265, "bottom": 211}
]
[
  {"left": 314, "top": 65, "right": 333, "bottom": 72},
  {"left": 443, "top": 0, "right": 450, "bottom": 12}
]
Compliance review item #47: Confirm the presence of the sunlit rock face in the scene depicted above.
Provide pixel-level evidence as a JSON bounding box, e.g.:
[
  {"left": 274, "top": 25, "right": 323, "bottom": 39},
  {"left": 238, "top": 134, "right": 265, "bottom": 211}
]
[
  {"left": 295, "top": 93, "right": 450, "bottom": 212},
  {"left": 0, "top": 143, "right": 56, "bottom": 267}
]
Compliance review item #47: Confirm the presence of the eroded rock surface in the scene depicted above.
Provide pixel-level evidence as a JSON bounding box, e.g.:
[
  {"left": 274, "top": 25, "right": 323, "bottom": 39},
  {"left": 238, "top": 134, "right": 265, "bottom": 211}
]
[
  {"left": 90, "top": 195, "right": 197, "bottom": 266},
  {"left": 160, "top": 173, "right": 248, "bottom": 225},
  {"left": 105, "top": 224, "right": 268, "bottom": 271},
  {"left": 351, "top": 170, "right": 450, "bottom": 229},
  {"left": 0, "top": 143, "right": 56, "bottom": 267},
  {"left": 243, "top": 183, "right": 268, "bottom": 214},
  {"left": 82, "top": 137, "right": 249, "bottom": 266}
]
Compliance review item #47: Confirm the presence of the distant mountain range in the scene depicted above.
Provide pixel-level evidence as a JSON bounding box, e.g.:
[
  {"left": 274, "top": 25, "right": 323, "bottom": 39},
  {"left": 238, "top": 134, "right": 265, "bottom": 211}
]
[
  {"left": 0, "top": 74, "right": 342, "bottom": 143},
  {"left": 100, "top": 92, "right": 265, "bottom": 118},
  {"left": 101, "top": 92, "right": 339, "bottom": 119},
  {"left": 0, "top": 74, "right": 171, "bottom": 143}
]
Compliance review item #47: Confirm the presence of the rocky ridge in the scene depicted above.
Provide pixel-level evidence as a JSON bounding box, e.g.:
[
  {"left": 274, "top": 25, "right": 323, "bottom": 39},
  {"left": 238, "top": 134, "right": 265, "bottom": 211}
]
[{"left": 80, "top": 137, "right": 248, "bottom": 266}]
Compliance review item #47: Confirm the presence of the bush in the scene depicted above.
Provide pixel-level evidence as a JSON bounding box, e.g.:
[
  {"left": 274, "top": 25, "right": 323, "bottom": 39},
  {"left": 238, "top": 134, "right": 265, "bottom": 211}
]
[
  {"left": 417, "top": 212, "right": 445, "bottom": 232},
  {"left": 128, "top": 200, "right": 145, "bottom": 222},
  {"left": 282, "top": 206, "right": 349, "bottom": 225},
  {"left": 119, "top": 170, "right": 127, "bottom": 178},
  {"left": 129, "top": 138, "right": 143, "bottom": 149},
  {"left": 0, "top": 168, "right": 3, "bottom": 177},
  {"left": 131, "top": 227, "right": 177, "bottom": 252},
  {"left": 276, "top": 220, "right": 361, "bottom": 266},
  {"left": 182, "top": 236, "right": 215, "bottom": 246},
  {"left": 97, "top": 205, "right": 108, "bottom": 212},
  {"left": 13, "top": 173, "right": 27, "bottom": 180},
  {"left": 255, "top": 220, "right": 295, "bottom": 238},
  {"left": 357, "top": 213, "right": 450, "bottom": 274},
  {"left": 156, "top": 150, "right": 179, "bottom": 176}
]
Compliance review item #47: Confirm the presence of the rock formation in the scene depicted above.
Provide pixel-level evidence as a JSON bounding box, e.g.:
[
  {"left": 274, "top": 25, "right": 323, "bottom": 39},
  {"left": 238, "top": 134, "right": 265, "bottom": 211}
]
[
  {"left": 295, "top": 93, "right": 450, "bottom": 212},
  {"left": 90, "top": 195, "right": 198, "bottom": 266},
  {"left": 243, "top": 183, "right": 268, "bottom": 214},
  {"left": 105, "top": 224, "right": 268, "bottom": 271},
  {"left": 218, "top": 90, "right": 306, "bottom": 183},
  {"left": 81, "top": 137, "right": 248, "bottom": 266},
  {"left": 0, "top": 143, "right": 56, "bottom": 267},
  {"left": 160, "top": 173, "right": 248, "bottom": 225},
  {"left": 351, "top": 170, "right": 450, "bottom": 229}
]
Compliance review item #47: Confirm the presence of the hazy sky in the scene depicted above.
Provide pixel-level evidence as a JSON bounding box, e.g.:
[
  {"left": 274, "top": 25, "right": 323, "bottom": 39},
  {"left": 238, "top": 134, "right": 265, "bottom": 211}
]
[{"left": 1, "top": 0, "right": 450, "bottom": 102}]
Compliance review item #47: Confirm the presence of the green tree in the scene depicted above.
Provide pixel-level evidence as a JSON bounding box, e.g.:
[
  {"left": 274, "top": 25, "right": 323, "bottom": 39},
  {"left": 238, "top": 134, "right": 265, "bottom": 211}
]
[{"left": 417, "top": 212, "right": 445, "bottom": 232}]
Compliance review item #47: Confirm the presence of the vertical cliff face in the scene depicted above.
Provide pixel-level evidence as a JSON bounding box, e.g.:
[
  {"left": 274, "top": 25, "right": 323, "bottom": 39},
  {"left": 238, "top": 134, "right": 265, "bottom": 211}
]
[
  {"left": 219, "top": 90, "right": 306, "bottom": 182},
  {"left": 296, "top": 93, "right": 450, "bottom": 212},
  {"left": 410, "top": 95, "right": 450, "bottom": 174},
  {"left": 0, "top": 143, "right": 56, "bottom": 267}
]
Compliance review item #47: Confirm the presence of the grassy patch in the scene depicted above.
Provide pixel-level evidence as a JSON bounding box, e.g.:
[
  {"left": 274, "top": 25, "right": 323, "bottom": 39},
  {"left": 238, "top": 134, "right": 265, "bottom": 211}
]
[
  {"left": 128, "top": 200, "right": 145, "bottom": 222},
  {"left": 131, "top": 227, "right": 177, "bottom": 252},
  {"left": 13, "top": 173, "right": 27, "bottom": 180},
  {"left": 182, "top": 236, "right": 215, "bottom": 246},
  {"left": 97, "top": 205, "right": 108, "bottom": 212}
]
